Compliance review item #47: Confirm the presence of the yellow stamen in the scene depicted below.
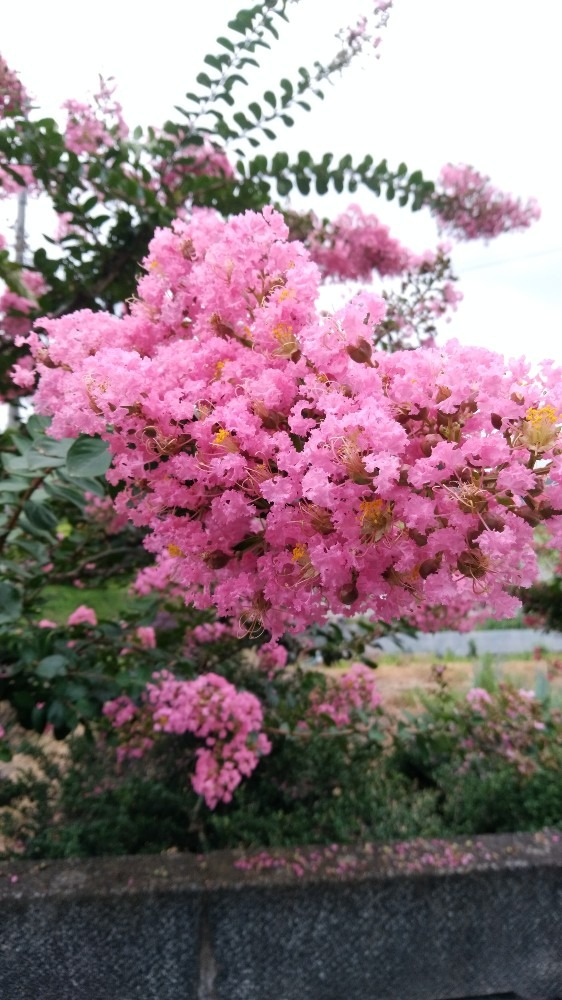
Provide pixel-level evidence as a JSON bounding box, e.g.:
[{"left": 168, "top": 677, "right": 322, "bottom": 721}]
[
  {"left": 167, "top": 544, "right": 184, "bottom": 558},
  {"left": 521, "top": 405, "right": 560, "bottom": 451},
  {"left": 358, "top": 498, "right": 393, "bottom": 542},
  {"left": 213, "top": 428, "right": 230, "bottom": 445},
  {"left": 526, "top": 405, "right": 558, "bottom": 427}
]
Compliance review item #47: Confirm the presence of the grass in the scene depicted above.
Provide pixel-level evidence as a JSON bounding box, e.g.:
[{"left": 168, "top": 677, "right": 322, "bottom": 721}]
[
  {"left": 329, "top": 652, "right": 562, "bottom": 713},
  {"left": 40, "top": 582, "right": 135, "bottom": 624}
]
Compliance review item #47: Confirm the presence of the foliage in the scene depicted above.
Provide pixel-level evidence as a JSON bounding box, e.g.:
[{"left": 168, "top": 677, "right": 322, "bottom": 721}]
[{"left": 2, "top": 666, "right": 560, "bottom": 858}]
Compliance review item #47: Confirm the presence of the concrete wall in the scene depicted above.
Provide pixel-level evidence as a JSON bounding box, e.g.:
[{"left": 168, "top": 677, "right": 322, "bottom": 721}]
[
  {"left": 0, "top": 831, "right": 560, "bottom": 1000},
  {"left": 375, "top": 627, "right": 562, "bottom": 657}
]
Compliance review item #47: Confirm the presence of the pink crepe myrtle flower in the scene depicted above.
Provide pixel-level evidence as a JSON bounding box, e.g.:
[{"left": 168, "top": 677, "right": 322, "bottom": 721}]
[
  {"left": 0, "top": 164, "right": 36, "bottom": 198},
  {"left": 309, "top": 662, "right": 381, "bottom": 727},
  {"left": 466, "top": 687, "right": 493, "bottom": 707},
  {"left": 26, "top": 207, "right": 562, "bottom": 639},
  {"left": 136, "top": 625, "right": 156, "bottom": 648},
  {"left": 104, "top": 671, "right": 271, "bottom": 808},
  {"left": 0, "top": 54, "right": 29, "bottom": 117},
  {"left": 433, "top": 164, "right": 540, "bottom": 241},
  {"left": 62, "top": 78, "right": 128, "bottom": 156},
  {"left": 67, "top": 604, "right": 98, "bottom": 627}
]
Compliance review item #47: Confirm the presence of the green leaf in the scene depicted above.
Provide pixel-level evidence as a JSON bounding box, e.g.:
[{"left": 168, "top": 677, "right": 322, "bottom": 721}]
[
  {"left": 22, "top": 500, "right": 58, "bottom": 535},
  {"left": 249, "top": 154, "right": 268, "bottom": 176},
  {"left": 2, "top": 454, "right": 30, "bottom": 475},
  {"left": 36, "top": 655, "right": 69, "bottom": 680},
  {"left": 82, "top": 195, "right": 99, "bottom": 214},
  {"left": 46, "top": 699, "right": 68, "bottom": 730},
  {"left": 272, "top": 151, "right": 289, "bottom": 172},
  {"left": 248, "top": 102, "right": 262, "bottom": 120},
  {"left": 43, "top": 482, "right": 87, "bottom": 511},
  {"left": 0, "top": 582, "right": 22, "bottom": 624},
  {"left": 263, "top": 90, "right": 276, "bottom": 108},
  {"left": 280, "top": 78, "right": 293, "bottom": 106},
  {"left": 196, "top": 72, "right": 214, "bottom": 88},
  {"left": 224, "top": 73, "right": 248, "bottom": 91},
  {"left": 233, "top": 112, "right": 253, "bottom": 130},
  {"left": 276, "top": 176, "right": 293, "bottom": 196},
  {"left": 205, "top": 54, "right": 227, "bottom": 71},
  {"left": 59, "top": 472, "right": 105, "bottom": 497},
  {"left": 26, "top": 414, "right": 51, "bottom": 438},
  {"left": 66, "top": 437, "right": 111, "bottom": 478},
  {"left": 216, "top": 36, "right": 235, "bottom": 52},
  {"left": 0, "top": 476, "right": 31, "bottom": 492}
]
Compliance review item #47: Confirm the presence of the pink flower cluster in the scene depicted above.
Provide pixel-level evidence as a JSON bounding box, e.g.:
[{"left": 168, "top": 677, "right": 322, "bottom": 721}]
[
  {"left": 461, "top": 684, "right": 557, "bottom": 775},
  {"left": 380, "top": 247, "right": 462, "bottom": 350},
  {"left": 67, "top": 604, "right": 98, "bottom": 627},
  {"left": 131, "top": 552, "right": 185, "bottom": 598},
  {"left": 155, "top": 134, "right": 234, "bottom": 194},
  {"left": 27, "top": 208, "right": 562, "bottom": 638},
  {"left": 409, "top": 596, "right": 491, "bottom": 633},
  {"left": 337, "top": 1, "right": 394, "bottom": 61},
  {"left": 0, "top": 54, "right": 29, "bottom": 117},
  {"left": 0, "top": 163, "right": 36, "bottom": 199},
  {"left": 306, "top": 204, "right": 410, "bottom": 282},
  {"left": 433, "top": 164, "right": 540, "bottom": 241},
  {"left": 308, "top": 662, "right": 381, "bottom": 726},
  {"left": 82, "top": 491, "right": 128, "bottom": 535},
  {"left": 62, "top": 78, "right": 128, "bottom": 156},
  {"left": 104, "top": 670, "right": 271, "bottom": 808},
  {"left": 2, "top": 270, "right": 47, "bottom": 361},
  {"left": 191, "top": 621, "right": 236, "bottom": 644}
]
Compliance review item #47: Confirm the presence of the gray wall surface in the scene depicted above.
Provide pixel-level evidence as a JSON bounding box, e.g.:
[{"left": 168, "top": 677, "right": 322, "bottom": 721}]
[
  {"left": 0, "top": 832, "right": 560, "bottom": 1000},
  {"left": 375, "top": 627, "right": 562, "bottom": 656}
]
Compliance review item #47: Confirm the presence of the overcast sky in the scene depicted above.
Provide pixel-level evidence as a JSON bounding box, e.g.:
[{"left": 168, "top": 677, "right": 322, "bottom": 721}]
[{"left": 2, "top": 0, "right": 562, "bottom": 365}]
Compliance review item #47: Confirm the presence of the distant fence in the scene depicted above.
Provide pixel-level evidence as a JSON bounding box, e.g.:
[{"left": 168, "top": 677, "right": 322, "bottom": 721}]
[
  {"left": 0, "top": 831, "right": 560, "bottom": 1000},
  {"left": 375, "top": 627, "right": 562, "bottom": 657}
]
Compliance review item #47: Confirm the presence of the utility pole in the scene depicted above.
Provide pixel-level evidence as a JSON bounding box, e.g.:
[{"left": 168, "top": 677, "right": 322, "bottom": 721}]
[
  {"left": 14, "top": 184, "right": 27, "bottom": 265},
  {"left": 3, "top": 186, "right": 28, "bottom": 429}
]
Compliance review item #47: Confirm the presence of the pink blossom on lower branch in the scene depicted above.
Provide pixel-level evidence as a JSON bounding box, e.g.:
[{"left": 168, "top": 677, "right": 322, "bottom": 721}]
[
  {"left": 67, "top": 605, "right": 98, "bottom": 627},
  {"left": 309, "top": 663, "right": 381, "bottom": 727},
  {"left": 104, "top": 671, "right": 271, "bottom": 808}
]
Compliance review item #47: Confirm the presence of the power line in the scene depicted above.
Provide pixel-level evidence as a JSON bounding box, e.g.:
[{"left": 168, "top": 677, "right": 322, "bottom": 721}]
[{"left": 462, "top": 245, "right": 562, "bottom": 273}]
